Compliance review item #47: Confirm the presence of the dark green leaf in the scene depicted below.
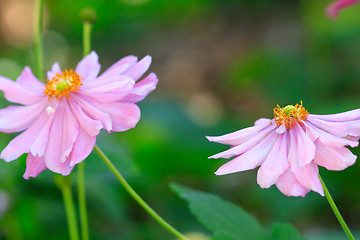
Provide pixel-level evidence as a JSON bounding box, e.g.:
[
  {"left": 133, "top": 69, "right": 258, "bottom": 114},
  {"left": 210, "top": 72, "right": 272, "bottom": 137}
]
[{"left": 271, "top": 223, "right": 306, "bottom": 240}]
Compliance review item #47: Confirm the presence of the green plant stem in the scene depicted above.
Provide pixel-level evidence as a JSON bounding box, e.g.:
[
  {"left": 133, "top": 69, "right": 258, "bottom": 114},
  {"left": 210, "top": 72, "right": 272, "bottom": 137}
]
[
  {"left": 319, "top": 174, "right": 355, "bottom": 240},
  {"left": 94, "top": 145, "right": 189, "bottom": 240},
  {"left": 77, "top": 162, "right": 89, "bottom": 240},
  {"left": 83, "top": 22, "right": 92, "bottom": 57},
  {"left": 33, "top": 0, "right": 44, "bottom": 82},
  {"left": 55, "top": 176, "right": 80, "bottom": 240}
]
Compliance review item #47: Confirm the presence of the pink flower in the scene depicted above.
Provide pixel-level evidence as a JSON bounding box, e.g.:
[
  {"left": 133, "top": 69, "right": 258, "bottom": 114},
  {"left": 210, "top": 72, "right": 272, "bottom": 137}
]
[
  {"left": 326, "top": 0, "right": 360, "bottom": 18},
  {"left": 207, "top": 103, "right": 360, "bottom": 197},
  {"left": 0, "top": 51, "right": 158, "bottom": 179}
]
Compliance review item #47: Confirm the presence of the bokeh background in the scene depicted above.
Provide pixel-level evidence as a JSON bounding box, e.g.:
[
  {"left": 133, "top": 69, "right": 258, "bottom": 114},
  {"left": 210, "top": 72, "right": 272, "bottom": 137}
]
[{"left": 0, "top": 0, "right": 359, "bottom": 239}]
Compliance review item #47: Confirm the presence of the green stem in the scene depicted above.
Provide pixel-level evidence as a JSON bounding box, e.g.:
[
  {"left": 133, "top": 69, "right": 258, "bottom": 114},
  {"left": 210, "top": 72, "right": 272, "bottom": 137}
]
[
  {"left": 33, "top": 0, "right": 44, "bottom": 82},
  {"left": 55, "top": 176, "right": 80, "bottom": 240},
  {"left": 319, "top": 174, "right": 355, "bottom": 240},
  {"left": 78, "top": 163, "right": 89, "bottom": 240},
  {"left": 83, "top": 22, "right": 92, "bottom": 57},
  {"left": 94, "top": 145, "right": 189, "bottom": 240}
]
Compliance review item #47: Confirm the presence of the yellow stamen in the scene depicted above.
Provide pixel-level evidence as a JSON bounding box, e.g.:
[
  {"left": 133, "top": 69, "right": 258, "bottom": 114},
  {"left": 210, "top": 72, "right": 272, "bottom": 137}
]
[
  {"left": 44, "top": 70, "right": 82, "bottom": 101},
  {"left": 273, "top": 101, "right": 309, "bottom": 129}
]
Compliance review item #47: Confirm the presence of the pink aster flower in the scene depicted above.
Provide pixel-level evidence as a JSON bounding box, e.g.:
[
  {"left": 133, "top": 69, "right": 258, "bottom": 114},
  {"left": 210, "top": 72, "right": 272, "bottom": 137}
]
[
  {"left": 0, "top": 51, "right": 158, "bottom": 179},
  {"left": 207, "top": 102, "right": 360, "bottom": 197},
  {"left": 326, "top": 0, "right": 360, "bottom": 18}
]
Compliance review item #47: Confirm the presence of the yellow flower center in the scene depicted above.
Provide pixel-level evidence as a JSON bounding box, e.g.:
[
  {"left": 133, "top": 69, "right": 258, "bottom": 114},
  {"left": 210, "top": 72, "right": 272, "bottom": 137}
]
[
  {"left": 273, "top": 101, "right": 309, "bottom": 129},
  {"left": 44, "top": 70, "right": 83, "bottom": 101}
]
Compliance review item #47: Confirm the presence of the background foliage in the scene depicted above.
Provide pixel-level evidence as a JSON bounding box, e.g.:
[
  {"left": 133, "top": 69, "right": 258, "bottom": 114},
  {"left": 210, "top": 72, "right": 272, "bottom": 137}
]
[{"left": 0, "top": 0, "right": 359, "bottom": 239}]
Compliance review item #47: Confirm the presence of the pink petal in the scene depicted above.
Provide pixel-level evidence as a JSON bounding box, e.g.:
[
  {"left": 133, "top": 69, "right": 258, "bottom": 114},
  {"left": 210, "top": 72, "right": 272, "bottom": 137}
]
[
  {"left": 305, "top": 121, "right": 358, "bottom": 148},
  {"left": 1, "top": 111, "right": 50, "bottom": 162},
  {"left": 0, "top": 76, "right": 44, "bottom": 105},
  {"left": 68, "top": 127, "right": 96, "bottom": 166},
  {"left": 47, "top": 62, "right": 61, "bottom": 80},
  {"left": 209, "top": 124, "right": 276, "bottom": 159},
  {"left": 122, "top": 73, "right": 158, "bottom": 103},
  {"left": 0, "top": 99, "right": 48, "bottom": 133},
  {"left": 16, "top": 67, "right": 44, "bottom": 94},
  {"left": 291, "top": 162, "right": 323, "bottom": 196},
  {"left": 276, "top": 170, "right": 310, "bottom": 197},
  {"left": 207, "top": 119, "right": 272, "bottom": 146},
  {"left": 326, "top": 0, "right": 360, "bottom": 18},
  {"left": 309, "top": 109, "right": 360, "bottom": 122},
  {"left": 123, "top": 55, "right": 151, "bottom": 81},
  {"left": 68, "top": 98, "right": 102, "bottom": 136},
  {"left": 257, "top": 132, "right": 289, "bottom": 189},
  {"left": 23, "top": 154, "right": 47, "bottom": 179},
  {"left": 215, "top": 131, "right": 278, "bottom": 175},
  {"left": 90, "top": 100, "right": 141, "bottom": 132},
  {"left": 307, "top": 116, "right": 350, "bottom": 137},
  {"left": 99, "top": 55, "right": 138, "bottom": 79},
  {"left": 291, "top": 124, "right": 316, "bottom": 167},
  {"left": 30, "top": 110, "right": 55, "bottom": 157},
  {"left": 314, "top": 140, "right": 356, "bottom": 170},
  {"left": 43, "top": 101, "right": 79, "bottom": 175},
  {"left": 75, "top": 51, "right": 101, "bottom": 81},
  {"left": 254, "top": 118, "right": 271, "bottom": 126},
  {"left": 72, "top": 95, "right": 112, "bottom": 131}
]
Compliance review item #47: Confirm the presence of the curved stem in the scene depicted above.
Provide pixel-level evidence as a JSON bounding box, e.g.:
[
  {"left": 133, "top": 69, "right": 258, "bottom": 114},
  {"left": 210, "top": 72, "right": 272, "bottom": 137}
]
[
  {"left": 55, "top": 176, "right": 80, "bottom": 240},
  {"left": 319, "top": 174, "right": 355, "bottom": 240},
  {"left": 33, "top": 0, "right": 44, "bottom": 82},
  {"left": 94, "top": 145, "right": 189, "bottom": 240},
  {"left": 78, "top": 163, "right": 89, "bottom": 240}
]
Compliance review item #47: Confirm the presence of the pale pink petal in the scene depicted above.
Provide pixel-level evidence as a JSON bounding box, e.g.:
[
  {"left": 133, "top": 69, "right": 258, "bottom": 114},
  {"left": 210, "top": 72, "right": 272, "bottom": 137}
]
[
  {"left": 75, "top": 51, "right": 101, "bottom": 81},
  {"left": 80, "top": 75, "right": 134, "bottom": 90},
  {"left": 276, "top": 170, "right": 310, "bottom": 197},
  {"left": 309, "top": 109, "right": 360, "bottom": 122},
  {"left": 306, "top": 121, "right": 358, "bottom": 148},
  {"left": 0, "top": 99, "right": 48, "bottom": 133},
  {"left": 207, "top": 120, "right": 272, "bottom": 146},
  {"left": 72, "top": 95, "right": 112, "bottom": 131},
  {"left": 314, "top": 140, "right": 356, "bottom": 170},
  {"left": 47, "top": 62, "right": 61, "bottom": 80},
  {"left": 291, "top": 163, "right": 323, "bottom": 196},
  {"left": 99, "top": 55, "right": 138, "bottom": 79},
  {"left": 68, "top": 127, "right": 96, "bottom": 166},
  {"left": 307, "top": 116, "right": 349, "bottom": 137},
  {"left": 254, "top": 118, "right": 271, "bottom": 126},
  {"left": 292, "top": 124, "right": 316, "bottom": 167},
  {"left": 1, "top": 111, "right": 49, "bottom": 162},
  {"left": 123, "top": 55, "right": 151, "bottom": 81},
  {"left": 90, "top": 100, "right": 141, "bottom": 132},
  {"left": 122, "top": 73, "right": 158, "bottom": 103},
  {"left": 257, "top": 132, "right": 289, "bottom": 189},
  {"left": 68, "top": 98, "right": 102, "bottom": 136},
  {"left": 43, "top": 101, "right": 79, "bottom": 175},
  {"left": 215, "top": 131, "right": 278, "bottom": 175},
  {"left": 326, "top": 0, "right": 360, "bottom": 18},
  {"left": 16, "top": 67, "right": 44, "bottom": 94},
  {"left": 0, "top": 76, "right": 44, "bottom": 105},
  {"left": 30, "top": 110, "right": 55, "bottom": 157},
  {"left": 23, "top": 154, "right": 47, "bottom": 179},
  {"left": 209, "top": 124, "right": 276, "bottom": 159}
]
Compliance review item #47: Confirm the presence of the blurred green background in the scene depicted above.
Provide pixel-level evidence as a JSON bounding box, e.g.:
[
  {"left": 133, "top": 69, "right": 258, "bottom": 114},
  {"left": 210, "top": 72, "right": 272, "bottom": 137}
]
[{"left": 0, "top": 0, "right": 359, "bottom": 239}]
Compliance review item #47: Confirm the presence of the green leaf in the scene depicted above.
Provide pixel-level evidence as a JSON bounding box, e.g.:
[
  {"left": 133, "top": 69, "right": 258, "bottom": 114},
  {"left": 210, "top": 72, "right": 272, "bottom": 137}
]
[
  {"left": 271, "top": 223, "right": 307, "bottom": 240},
  {"left": 171, "top": 183, "right": 267, "bottom": 240}
]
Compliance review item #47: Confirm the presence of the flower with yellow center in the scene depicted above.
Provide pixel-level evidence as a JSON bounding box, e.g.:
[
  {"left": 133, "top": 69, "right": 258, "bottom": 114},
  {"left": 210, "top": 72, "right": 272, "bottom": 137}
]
[
  {"left": 44, "top": 69, "right": 83, "bottom": 101},
  {"left": 207, "top": 101, "right": 360, "bottom": 197}
]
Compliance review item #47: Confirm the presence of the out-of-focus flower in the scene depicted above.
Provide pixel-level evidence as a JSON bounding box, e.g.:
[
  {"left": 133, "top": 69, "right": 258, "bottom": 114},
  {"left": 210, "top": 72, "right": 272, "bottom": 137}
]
[
  {"left": 0, "top": 51, "right": 157, "bottom": 179},
  {"left": 326, "top": 0, "right": 360, "bottom": 18},
  {"left": 207, "top": 102, "right": 360, "bottom": 197}
]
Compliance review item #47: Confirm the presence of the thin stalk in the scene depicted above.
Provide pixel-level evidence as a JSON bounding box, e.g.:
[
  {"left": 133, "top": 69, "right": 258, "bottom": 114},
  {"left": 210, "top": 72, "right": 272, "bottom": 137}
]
[
  {"left": 319, "top": 174, "right": 355, "bottom": 240},
  {"left": 83, "top": 22, "right": 92, "bottom": 57},
  {"left": 55, "top": 176, "right": 80, "bottom": 240},
  {"left": 33, "top": 0, "right": 44, "bottom": 82},
  {"left": 94, "top": 145, "right": 189, "bottom": 240},
  {"left": 77, "top": 162, "right": 89, "bottom": 240}
]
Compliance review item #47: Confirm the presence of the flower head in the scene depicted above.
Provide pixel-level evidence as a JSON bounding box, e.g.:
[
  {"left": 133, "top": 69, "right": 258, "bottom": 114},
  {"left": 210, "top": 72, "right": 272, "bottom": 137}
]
[
  {"left": 326, "top": 0, "right": 360, "bottom": 18},
  {"left": 207, "top": 102, "right": 360, "bottom": 197},
  {"left": 0, "top": 51, "right": 158, "bottom": 179}
]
